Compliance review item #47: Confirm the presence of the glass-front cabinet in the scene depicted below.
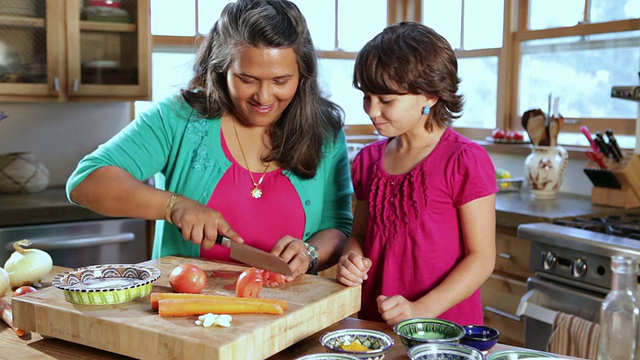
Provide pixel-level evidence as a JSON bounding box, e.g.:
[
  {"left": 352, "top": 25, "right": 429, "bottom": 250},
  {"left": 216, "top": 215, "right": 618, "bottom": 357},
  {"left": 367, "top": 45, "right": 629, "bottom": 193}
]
[{"left": 0, "top": 0, "right": 150, "bottom": 101}]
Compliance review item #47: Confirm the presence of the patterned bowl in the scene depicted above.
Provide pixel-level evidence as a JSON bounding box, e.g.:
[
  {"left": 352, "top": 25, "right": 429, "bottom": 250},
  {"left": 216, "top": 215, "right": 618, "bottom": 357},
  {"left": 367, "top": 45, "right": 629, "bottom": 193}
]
[
  {"left": 320, "top": 329, "right": 394, "bottom": 360},
  {"left": 393, "top": 318, "right": 465, "bottom": 350},
  {"left": 460, "top": 325, "right": 500, "bottom": 351},
  {"left": 487, "top": 349, "right": 559, "bottom": 360},
  {"left": 52, "top": 264, "right": 161, "bottom": 305},
  {"left": 407, "top": 343, "right": 484, "bottom": 360},
  {"left": 295, "top": 354, "right": 359, "bottom": 360}
]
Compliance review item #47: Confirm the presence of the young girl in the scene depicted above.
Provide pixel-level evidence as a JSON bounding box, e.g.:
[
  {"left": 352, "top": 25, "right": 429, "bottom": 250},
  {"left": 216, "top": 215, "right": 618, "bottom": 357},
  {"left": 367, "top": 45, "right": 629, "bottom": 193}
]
[{"left": 336, "top": 22, "right": 498, "bottom": 326}]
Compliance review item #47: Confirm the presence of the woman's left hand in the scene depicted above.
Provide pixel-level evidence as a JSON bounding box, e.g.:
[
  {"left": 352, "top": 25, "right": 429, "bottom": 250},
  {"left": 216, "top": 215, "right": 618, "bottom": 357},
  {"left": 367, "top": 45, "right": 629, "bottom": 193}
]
[{"left": 270, "top": 235, "right": 310, "bottom": 279}]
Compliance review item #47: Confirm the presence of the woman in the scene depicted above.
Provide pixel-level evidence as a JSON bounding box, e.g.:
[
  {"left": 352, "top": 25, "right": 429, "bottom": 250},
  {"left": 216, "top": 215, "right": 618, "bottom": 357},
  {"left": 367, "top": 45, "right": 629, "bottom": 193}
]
[{"left": 66, "top": 0, "right": 353, "bottom": 279}]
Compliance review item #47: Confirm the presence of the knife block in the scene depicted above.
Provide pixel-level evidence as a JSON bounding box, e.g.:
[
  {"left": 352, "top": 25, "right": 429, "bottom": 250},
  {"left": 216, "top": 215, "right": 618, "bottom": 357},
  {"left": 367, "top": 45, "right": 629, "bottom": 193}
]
[{"left": 587, "top": 153, "right": 640, "bottom": 209}]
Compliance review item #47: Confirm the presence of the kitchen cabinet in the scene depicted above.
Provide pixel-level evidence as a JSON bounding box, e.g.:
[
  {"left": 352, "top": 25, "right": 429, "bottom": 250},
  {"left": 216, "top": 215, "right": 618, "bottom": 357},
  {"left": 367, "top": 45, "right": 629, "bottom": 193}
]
[{"left": 0, "top": 0, "right": 150, "bottom": 102}]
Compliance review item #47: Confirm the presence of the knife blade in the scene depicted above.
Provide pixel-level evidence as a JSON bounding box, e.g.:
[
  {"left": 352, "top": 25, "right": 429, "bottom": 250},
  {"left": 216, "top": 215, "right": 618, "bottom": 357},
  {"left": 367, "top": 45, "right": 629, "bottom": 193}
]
[{"left": 215, "top": 235, "right": 293, "bottom": 276}]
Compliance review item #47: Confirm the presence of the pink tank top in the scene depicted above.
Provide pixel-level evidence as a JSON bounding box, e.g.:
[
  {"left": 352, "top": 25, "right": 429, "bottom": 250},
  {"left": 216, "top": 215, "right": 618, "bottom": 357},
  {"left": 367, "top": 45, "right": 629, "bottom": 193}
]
[{"left": 200, "top": 130, "right": 305, "bottom": 261}]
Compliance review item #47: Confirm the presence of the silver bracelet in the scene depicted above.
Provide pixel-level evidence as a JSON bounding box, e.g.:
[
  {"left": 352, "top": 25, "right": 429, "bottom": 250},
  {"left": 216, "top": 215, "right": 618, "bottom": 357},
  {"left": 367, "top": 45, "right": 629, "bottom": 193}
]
[{"left": 303, "top": 242, "right": 319, "bottom": 273}]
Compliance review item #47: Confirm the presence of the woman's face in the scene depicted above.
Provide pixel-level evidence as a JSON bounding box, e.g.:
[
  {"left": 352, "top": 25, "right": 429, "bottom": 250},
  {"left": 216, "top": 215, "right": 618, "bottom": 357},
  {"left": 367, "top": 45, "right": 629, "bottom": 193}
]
[{"left": 226, "top": 46, "right": 300, "bottom": 127}]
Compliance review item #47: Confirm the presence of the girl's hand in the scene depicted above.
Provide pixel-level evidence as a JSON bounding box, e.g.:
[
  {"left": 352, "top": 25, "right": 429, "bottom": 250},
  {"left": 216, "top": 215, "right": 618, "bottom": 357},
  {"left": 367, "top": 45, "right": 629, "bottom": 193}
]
[
  {"left": 377, "top": 295, "right": 430, "bottom": 326},
  {"left": 270, "top": 235, "right": 309, "bottom": 280},
  {"left": 168, "top": 196, "right": 243, "bottom": 249},
  {"left": 336, "top": 250, "right": 371, "bottom": 287}
]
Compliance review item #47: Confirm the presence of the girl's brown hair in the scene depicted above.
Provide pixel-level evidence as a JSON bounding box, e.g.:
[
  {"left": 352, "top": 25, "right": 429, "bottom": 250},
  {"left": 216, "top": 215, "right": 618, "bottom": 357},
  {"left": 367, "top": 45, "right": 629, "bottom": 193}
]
[{"left": 353, "top": 21, "right": 464, "bottom": 128}]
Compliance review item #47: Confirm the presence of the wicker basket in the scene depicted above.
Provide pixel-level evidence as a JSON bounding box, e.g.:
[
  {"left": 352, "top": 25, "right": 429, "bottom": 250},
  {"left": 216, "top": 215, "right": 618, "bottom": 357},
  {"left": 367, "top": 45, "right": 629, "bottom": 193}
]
[{"left": 0, "top": 152, "right": 49, "bottom": 194}]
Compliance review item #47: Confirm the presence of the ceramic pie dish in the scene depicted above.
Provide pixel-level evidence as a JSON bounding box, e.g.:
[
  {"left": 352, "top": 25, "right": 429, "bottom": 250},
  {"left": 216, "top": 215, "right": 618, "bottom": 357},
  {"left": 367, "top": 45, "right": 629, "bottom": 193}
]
[{"left": 52, "top": 264, "right": 161, "bottom": 305}]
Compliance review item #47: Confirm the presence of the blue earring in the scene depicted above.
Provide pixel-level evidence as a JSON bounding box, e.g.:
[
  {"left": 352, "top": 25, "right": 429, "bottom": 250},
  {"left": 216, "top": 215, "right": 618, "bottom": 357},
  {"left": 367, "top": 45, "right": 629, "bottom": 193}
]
[{"left": 422, "top": 106, "right": 430, "bottom": 115}]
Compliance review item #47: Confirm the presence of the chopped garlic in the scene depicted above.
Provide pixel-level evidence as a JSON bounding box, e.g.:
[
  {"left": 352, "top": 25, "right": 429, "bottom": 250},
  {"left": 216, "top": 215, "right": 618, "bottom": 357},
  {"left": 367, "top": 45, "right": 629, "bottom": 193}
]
[{"left": 195, "top": 313, "right": 233, "bottom": 328}]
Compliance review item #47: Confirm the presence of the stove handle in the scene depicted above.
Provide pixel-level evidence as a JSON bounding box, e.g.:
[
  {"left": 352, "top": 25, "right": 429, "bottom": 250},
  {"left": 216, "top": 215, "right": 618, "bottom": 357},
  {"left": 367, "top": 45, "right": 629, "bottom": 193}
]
[
  {"left": 515, "top": 289, "right": 558, "bottom": 325},
  {"left": 484, "top": 306, "right": 521, "bottom": 322}
]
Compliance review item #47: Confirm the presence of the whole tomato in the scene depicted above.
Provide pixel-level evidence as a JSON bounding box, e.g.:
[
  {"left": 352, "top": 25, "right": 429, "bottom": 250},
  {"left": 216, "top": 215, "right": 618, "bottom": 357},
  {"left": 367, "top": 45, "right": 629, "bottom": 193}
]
[
  {"left": 13, "top": 285, "right": 37, "bottom": 297},
  {"left": 491, "top": 128, "right": 506, "bottom": 140},
  {"left": 169, "top": 264, "right": 207, "bottom": 294}
]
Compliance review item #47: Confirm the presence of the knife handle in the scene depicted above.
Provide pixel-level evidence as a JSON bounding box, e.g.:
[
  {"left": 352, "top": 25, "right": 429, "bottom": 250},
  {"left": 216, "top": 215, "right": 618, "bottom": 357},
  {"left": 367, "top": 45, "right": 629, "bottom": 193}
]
[
  {"left": 594, "top": 132, "right": 610, "bottom": 157},
  {"left": 215, "top": 234, "right": 231, "bottom": 247},
  {"left": 605, "top": 129, "right": 624, "bottom": 162}
]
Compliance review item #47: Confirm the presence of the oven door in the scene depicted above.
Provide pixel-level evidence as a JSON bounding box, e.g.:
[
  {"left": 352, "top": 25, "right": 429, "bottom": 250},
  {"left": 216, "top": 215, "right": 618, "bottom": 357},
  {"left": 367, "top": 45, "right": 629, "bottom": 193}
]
[{"left": 517, "top": 275, "right": 604, "bottom": 351}]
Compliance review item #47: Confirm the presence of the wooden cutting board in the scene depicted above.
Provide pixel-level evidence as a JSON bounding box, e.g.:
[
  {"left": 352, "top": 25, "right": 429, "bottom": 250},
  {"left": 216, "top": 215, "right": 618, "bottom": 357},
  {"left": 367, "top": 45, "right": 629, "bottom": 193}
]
[{"left": 12, "top": 256, "right": 361, "bottom": 360}]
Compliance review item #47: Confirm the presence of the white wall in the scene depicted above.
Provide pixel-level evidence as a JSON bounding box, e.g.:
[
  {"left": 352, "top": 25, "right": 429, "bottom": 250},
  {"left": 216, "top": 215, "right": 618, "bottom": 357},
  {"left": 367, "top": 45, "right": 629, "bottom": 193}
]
[{"left": 0, "top": 102, "right": 131, "bottom": 187}]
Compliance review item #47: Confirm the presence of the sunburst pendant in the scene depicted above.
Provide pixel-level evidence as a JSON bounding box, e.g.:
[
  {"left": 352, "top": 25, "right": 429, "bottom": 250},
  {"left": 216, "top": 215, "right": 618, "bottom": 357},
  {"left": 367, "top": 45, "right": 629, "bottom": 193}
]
[{"left": 251, "top": 187, "right": 263, "bottom": 199}]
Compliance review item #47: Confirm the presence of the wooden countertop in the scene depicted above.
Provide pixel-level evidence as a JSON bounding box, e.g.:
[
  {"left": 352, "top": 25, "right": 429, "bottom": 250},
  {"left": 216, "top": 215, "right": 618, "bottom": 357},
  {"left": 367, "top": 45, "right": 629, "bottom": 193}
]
[{"left": 1, "top": 266, "right": 584, "bottom": 360}]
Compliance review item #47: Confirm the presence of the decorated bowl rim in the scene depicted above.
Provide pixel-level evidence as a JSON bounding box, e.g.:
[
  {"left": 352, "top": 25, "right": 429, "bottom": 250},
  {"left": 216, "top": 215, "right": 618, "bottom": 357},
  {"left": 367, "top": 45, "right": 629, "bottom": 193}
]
[
  {"left": 407, "top": 342, "right": 484, "bottom": 359},
  {"left": 52, "top": 264, "right": 161, "bottom": 293},
  {"left": 393, "top": 318, "right": 465, "bottom": 342},
  {"left": 319, "top": 328, "right": 395, "bottom": 354},
  {"left": 487, "top": 349, "right": 559, "bottom": 359},
  {"left": 462, "top": 324, "right": 500, "bottom": 341}
]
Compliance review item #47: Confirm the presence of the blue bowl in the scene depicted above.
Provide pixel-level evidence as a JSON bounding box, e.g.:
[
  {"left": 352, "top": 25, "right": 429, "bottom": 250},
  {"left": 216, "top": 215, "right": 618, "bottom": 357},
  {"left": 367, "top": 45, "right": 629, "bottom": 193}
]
[{"left": 460, "top": 325, "right": 500, "bottom": 351}]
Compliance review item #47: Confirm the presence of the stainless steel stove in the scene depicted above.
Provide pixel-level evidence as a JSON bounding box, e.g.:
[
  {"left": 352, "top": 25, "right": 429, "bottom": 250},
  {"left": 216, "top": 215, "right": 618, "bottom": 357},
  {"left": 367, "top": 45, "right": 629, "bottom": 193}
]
[{"left": 516, "top": 212, "right": 640, "bottom": 351}]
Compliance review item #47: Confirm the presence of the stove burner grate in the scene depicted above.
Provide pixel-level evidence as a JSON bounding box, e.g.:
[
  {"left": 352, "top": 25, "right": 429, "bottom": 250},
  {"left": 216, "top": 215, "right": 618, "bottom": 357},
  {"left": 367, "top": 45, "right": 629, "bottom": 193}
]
[{"left": 554, "top": 213, "right": 640, "bottom": 238}]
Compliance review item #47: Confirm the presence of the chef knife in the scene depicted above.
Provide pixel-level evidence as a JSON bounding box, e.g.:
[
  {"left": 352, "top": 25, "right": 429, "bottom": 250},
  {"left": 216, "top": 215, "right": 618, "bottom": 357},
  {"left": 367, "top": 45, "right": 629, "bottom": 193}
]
[
  {"left": 215, "top": 235, "right": 293, "bottom": 276},
  {"left": 604, "top": 129, "right": 624, "bottom": 162},
  {"left": 594, "top": 131, "right": 610, "bottom": 157}
]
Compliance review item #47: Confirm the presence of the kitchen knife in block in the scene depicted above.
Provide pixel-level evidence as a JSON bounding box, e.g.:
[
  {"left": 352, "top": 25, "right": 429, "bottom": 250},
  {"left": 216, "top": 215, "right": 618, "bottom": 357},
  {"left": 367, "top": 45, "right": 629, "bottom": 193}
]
[{"left": 215, "top": 235, "right": 293, "bottom": 276}]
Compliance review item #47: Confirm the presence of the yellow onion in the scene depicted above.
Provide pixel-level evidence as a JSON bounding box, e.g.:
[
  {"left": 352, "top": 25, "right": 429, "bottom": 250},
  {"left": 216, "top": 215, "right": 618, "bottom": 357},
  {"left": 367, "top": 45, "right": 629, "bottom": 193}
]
[
  {"left": 4, "top": 239, "right": 53, "bottom": 288},
  {"left": 0, "top": 267, "right": 9, "bottom": 297}
]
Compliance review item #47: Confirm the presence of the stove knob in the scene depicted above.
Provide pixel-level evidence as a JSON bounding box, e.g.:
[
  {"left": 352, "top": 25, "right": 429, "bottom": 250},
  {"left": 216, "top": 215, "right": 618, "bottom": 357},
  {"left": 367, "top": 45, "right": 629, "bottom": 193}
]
[
  {"left": 543, "top": 251, "right": 557, "bottom": 270},
  {"left": 571, "top": 258, "right": 588, "bottom": 277}
]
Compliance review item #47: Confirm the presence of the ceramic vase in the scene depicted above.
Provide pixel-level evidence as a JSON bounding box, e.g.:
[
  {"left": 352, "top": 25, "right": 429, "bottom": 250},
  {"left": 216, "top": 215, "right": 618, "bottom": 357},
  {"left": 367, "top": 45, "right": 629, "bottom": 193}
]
[
  {"left": 0, "top": 152, "right": 50, "bottom": 194},
  {"left": 524, "top": 145, "right": 568, "bottom": 199}
]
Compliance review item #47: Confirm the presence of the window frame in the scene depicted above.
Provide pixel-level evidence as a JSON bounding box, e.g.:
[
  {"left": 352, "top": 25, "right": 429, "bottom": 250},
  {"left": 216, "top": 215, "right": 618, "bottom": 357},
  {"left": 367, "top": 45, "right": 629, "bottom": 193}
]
[{"left": 148, "top": 0, "right": 639, "bottom": 146}]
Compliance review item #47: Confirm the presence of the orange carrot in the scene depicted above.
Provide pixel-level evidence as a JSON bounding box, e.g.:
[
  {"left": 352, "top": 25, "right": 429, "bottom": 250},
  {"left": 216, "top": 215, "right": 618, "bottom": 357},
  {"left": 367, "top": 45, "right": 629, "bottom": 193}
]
[
  {"left": 157, "top": 298, "right": 283, "bottom": 317},
  {"left": 0, "top": 298, "right": 31, "bottom": 340},
  {"left": 149, "top": 292, "right": 288, "bottom": 311}
]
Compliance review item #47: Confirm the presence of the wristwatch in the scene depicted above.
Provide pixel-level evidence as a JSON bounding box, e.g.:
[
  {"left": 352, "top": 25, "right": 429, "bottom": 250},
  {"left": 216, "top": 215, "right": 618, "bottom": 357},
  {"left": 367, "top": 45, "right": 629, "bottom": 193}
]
[{"left": 303, "top": 242, "right": 319, "bottom": 274}]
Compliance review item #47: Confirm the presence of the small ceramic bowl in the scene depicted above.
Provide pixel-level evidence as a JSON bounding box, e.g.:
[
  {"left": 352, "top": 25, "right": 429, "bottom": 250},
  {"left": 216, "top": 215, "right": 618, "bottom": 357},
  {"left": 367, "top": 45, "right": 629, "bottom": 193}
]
[
  {"left": 393, "top": 318, "right": 465, "bottom": 350},
  {"left": 460, "top": 325, "right": 500, "bottom": 351},
  {"left": 407, "top": 343, "right": 484, "bottom": 360},
  {"left": 295, "top": 354, "right": 358, "bottom": 360},
  {"left": 52, "top": 264, "right": 161, "bottom": 305},
  {"left": 320, "top": 329, "right": 394, "bottom": 360},
  {"left": 487, "top": 349, "right": 558, "bottom": 360}
]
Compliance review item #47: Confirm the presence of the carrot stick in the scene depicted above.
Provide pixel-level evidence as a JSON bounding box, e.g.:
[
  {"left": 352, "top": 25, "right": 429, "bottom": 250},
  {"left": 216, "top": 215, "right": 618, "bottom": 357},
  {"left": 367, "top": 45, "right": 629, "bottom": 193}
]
[
  {"left": 0, "top": 298, "right": 31, "bottom": 340},
  {"left": 157, "top": 298, "right": 284, "bottom": 317},
  {"left": 149, "top": 292, "right": 288, "bottom": 311}
]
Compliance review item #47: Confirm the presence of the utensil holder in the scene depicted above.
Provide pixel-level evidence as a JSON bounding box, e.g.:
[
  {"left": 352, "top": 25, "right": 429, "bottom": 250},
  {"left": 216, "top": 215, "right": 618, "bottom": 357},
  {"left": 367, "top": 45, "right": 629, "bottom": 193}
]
[{"left": 586, "top": 153, "right": 640, "bottom": 208}]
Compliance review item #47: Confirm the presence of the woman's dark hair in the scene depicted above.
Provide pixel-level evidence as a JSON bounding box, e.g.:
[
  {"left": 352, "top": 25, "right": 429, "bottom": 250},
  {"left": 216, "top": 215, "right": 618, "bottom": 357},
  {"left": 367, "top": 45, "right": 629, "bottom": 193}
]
[
  {"left": 353, "top": 21, "right": 463, "bottom": 128},
  {"left": 181, "top": 0, "right": 344, "bottom": 178}
]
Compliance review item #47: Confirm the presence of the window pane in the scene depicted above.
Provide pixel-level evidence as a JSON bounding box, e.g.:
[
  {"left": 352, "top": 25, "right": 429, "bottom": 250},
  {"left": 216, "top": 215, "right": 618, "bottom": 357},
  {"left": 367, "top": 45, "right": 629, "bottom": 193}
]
[
  {"left": 456, "top": 57, "right": 499, "bottom": 129},
  {"left": 423, "top": 0, "right": 462, "bottom": 49},
  {"left": 197, "top": 1, "right": 233, "bottom": 35},
  {"left": 519, "top": 33, "right": 639, "bottom": 119},
  {"left": 150, "top": 52, "right": 195, "bottom": 101},
  {"left": 318, "top": 59, "right": 370, "bottom": 125},
  {"left": 337, "top": 0, "right": 387, "bottom": 51},
  {"left": 151, "top": 0, "right": 196, "bottom": 36},
  {"left": 290, "top": 0, "right": 336, "bottom": 50},
  {"left": 529, "top": 0, "right": 584, "bottom": 30},
  {"left": 590, "top": 0, "right": 640, "bottom": 23},
  {"left": 463, "top": 0, "right": 503, "bottom": 49}
]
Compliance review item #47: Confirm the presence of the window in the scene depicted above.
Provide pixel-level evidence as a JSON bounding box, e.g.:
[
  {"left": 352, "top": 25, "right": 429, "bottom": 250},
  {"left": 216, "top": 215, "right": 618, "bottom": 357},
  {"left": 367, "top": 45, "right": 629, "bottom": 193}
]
[{"left": 144, "top": 0, "right": 639, "bottom": 149}]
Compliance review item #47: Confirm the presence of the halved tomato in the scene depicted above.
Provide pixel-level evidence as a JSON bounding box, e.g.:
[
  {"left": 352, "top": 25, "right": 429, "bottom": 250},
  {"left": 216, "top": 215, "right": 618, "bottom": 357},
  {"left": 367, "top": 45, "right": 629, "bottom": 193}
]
[{"left": 235, "top": 267, "right": 264, "bottom": 298}]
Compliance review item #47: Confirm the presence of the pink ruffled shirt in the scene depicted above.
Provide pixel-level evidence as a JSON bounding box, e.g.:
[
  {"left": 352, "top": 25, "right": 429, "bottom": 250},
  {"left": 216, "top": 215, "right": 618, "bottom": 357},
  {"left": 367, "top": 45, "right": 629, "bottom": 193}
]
[
  {"left": 352, "top": 127, "right": 497, "bottom": 325},
  {"left": 200, "top": 131, "right": 305, "bottom": 261}
]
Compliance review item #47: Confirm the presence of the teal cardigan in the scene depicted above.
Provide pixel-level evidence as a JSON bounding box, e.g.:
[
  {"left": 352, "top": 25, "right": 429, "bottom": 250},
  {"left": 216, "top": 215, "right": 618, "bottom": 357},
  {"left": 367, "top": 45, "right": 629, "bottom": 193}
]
[{"left": 66, "top": 96, "right": 354, "bottom": 259}]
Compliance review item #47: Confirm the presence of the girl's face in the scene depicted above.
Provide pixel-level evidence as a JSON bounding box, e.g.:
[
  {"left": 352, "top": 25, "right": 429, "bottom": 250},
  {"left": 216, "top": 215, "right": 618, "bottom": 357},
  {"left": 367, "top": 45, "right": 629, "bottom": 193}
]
[
  {"left": 227, "top": 46, "right": 300, "bottom": 127},
  {"left": 362, "top": 92, "right": 430, "bottom": 137}
]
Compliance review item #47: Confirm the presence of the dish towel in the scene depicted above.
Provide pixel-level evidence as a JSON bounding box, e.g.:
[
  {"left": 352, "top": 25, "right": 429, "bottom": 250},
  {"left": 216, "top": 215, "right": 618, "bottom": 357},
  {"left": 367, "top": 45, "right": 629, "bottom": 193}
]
[{"left": 547, "top": 312, "right": 600, "bottom": 360}]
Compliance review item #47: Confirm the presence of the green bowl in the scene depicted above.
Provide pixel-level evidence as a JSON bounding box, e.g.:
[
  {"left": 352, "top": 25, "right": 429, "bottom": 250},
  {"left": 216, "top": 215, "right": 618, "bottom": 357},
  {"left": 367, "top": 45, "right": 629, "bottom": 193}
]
[
  {"left": 487, "top": 350, "right": 558, "bottom": 360},
  {"left": 52, "top": 264, "right": 161, "bottom": 305},
  {"left": 408, "top": 343, "right": 484, "bottom": 360},
  {"left": 393, "top": 318, "right": 465, "bottom": 350}
]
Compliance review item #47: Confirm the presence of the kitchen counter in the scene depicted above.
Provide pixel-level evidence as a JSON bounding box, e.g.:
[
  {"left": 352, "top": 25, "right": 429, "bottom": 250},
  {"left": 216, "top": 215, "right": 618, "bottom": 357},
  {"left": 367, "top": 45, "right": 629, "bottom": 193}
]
[
  {"left": 495, "top": 188, "right": 633, "bottom": 230},
  {"left": 1, "top": 267, "right": 583, "bottom": 360},
  {"left": 0, "top": 186, "right": 108, "bottom": 227}
]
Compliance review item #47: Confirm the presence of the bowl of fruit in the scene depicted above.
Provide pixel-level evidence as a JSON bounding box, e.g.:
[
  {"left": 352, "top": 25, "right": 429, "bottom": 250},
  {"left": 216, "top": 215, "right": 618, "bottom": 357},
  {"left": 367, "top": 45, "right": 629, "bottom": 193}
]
[
  {"left": 496, "top": 168, "right": 523, "bottom": 193},
  {"left": 488, "top": 128, "right": 527, "bottom": 144}
]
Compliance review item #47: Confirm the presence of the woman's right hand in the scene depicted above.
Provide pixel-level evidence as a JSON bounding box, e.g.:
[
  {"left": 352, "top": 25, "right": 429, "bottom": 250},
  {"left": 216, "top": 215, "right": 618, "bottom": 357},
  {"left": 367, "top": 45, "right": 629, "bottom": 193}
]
[
  {"left": 336, "top": 250, "right": 371, "bottom": 287},
  {"left": 167, "top": 195, "right": 243, "bottom": 250}
]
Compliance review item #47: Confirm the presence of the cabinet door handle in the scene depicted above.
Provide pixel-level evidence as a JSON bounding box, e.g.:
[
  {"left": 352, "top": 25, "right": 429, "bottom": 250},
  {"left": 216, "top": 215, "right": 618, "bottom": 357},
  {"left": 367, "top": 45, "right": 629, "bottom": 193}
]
[
  {"left": 54, "top": 77, "right": 60, "bottom": 92},
  {"left": 498, "top": 252, "right": 512, "bottom": 259},
  {"left": 484, "top": 306, "right": 522, "bottom": 322},
  {"left": 73, "top": 78, "right": 79, "bottom": 92},
  {"left": 5, "top": 233, "right": 135, "bottom": 251}
]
